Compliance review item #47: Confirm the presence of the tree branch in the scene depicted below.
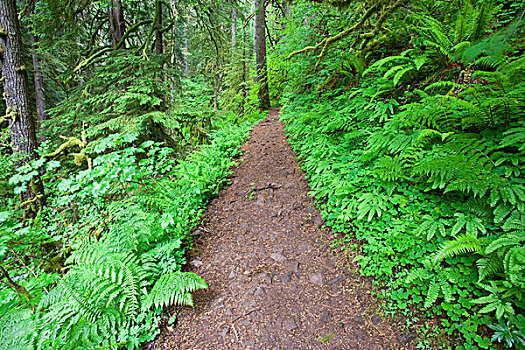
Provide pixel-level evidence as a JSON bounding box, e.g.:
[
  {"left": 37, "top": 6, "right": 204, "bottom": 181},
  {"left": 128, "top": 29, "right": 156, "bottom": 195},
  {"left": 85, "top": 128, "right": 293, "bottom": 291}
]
[
  {"left": 0, "top": 265, "right": 32, "bottom": 303},
  {"left": 285, "top": 4, "right": 378, "bottom": 61}
]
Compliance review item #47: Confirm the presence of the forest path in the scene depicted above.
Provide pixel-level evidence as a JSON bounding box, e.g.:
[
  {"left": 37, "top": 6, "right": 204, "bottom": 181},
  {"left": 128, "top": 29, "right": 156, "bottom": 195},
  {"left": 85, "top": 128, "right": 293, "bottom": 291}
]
[{"left": 152, "top": 108, "right": 412, "bottom": 349}]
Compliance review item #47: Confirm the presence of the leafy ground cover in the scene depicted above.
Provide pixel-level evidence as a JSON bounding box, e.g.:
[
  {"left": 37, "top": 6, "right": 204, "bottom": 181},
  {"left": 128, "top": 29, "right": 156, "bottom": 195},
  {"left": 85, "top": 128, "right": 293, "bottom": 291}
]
[
  {"left": 275, "top": 1, "right": 525, "bottom": 349},
  {"left": 0, "top": 113, "right": 261, "bottom": 349}
]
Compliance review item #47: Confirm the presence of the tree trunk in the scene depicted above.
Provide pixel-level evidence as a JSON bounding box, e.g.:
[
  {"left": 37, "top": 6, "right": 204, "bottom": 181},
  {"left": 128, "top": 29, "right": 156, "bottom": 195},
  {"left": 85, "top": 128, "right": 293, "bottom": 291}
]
[
  {"left": 254, "top": 0, "right": 270, "bottom": 110},
  {"left": 242, "top": 20, "right": 247, "bottom": 115},
  {"left": 155, "top": 1, "right": 163, "bottom": 55},
  {"left": 0, "top": 0, "right": 46, "bottom": 214},
  {"left": 214, "top": 64, "right": 218, "bottom": 111},
  {"left": 184, "top": 21, "right": 189, "bottom": 78},
  {"left": 109, "top": 1, "right": 125, "bottom": 49},
  {"left": 170, "top": 0, "right": 177, "bottom": 103},
  {"left": 30, "top": 33, "right": 46, "bottom": 140},
  {"left": 28, "top": 2, "right": 46, "bottom": 140}
]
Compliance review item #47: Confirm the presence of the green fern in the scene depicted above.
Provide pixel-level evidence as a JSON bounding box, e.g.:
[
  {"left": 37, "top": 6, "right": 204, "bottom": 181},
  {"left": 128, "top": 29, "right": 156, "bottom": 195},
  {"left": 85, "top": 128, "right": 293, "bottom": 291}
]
[
  {"left": 406, "top": 266, "right": 456, "bottom": 308},
  {"left": 501, "top": 122, "right": 525, "bottom": 152},
  {"left": 373, "top": 155, "right": 408, "bottom": 182},
  {"left": 485, "top": 217, "right": 525, "bottom": 285},
  {"left": 471, "top": 283, "right": 516, "bottom": 320},
  {"left": 0, "top": 308, "right": 35, "bottom": 350},
  {"left": 142, "top": 272, "right": 207, "bottom": 311},
  {"left": 415, "top": 0, "right": 501, "bottom": 64},
  {"left": 432, "top": 233, "right": 485, "bottom": 264},
  {"left": 357, "top": 192, "right": 388, "bottom": 221},
  {"left": 362, "top": 50, "right": 427, "bottom": 87},
  {"left": 415, "top": 216, "right": 449, "bottom": 240},
  {"left": 451, "top": 213, "right": 487, "bottom": 237}
]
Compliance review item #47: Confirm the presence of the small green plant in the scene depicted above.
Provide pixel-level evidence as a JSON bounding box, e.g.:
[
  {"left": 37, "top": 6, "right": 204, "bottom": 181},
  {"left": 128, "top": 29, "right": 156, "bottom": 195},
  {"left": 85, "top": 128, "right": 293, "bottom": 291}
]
[
  {"left": 489, "top": 317, "right": 525, "bottom": 349},
  {"left": 318, "top": 332, "right": 335, "bottom": 344},
  {"left": 247, "top": 185, "right": 257, "bottom": 200}
]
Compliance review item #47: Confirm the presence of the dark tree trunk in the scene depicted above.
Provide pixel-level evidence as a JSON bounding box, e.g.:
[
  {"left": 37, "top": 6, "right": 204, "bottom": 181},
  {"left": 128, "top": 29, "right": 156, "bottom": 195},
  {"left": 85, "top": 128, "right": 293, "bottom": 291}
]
[
  {"left": 155, "top": 1, "right": 163, "bottom": 55},
  {"left": 0, "top": 0, "right": 46, "bottom": 214},
  {"left": 28, "top": 2, "right": 46, "bottom": 140},
  {"left": 254, "top": 0, "right": 270, "bottom": 110},
  {"left": 214, "top": 65, "right": 219, "bottom": 111},
  {"left": 184, "top": 21, "right": 189, "bottom": 78},
  {"left": 109, "top": 1, "right": 125, "bottom": 49},
  {"left": 30, "top": 34, "right": 46, "bottom": 137},
  {"left": 170, "top": 0, "right": 177, "bottom": 103},
  {"left": 242, "top": 20, "right": 247, "bottom": 115}
]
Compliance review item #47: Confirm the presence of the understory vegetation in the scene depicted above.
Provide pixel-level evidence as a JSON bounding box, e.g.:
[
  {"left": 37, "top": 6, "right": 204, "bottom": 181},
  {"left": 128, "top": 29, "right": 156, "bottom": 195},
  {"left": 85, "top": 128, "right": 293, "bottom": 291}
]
[
  {"left": 1, "top": 0, "right": 524, "bottom": 348},
  {"left": 0, "top": 0, "right": 265, "bottom": 348},
  {"left": 1, "top": 120, "right": 256, "bottom": 349},
  {"left": 275, "top": 0, "right": 525, "bottom": 348}
]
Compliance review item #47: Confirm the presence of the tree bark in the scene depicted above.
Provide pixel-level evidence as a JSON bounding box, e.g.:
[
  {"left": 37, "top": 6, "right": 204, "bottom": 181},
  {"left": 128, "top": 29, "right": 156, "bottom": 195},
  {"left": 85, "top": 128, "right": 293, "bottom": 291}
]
[
  {"left": 184, "top": 21, "right": 189, "bottom": 78},
  {"left": 254, "top": 0, "right": 270, "bottom": 110},
  {"left": 214, "top": 60, "right": 218, "bottom": 111},
  {"left": 242, "top": 19, "right": 247, "bottom": 115},
  {"left": 109, "top": 1, "right": 125, "bottom": 49},
  {"left": 170, "top": 0, "right": 177, "bottom": 103},
  {"left": 0, "top": 0, "right": 46, "bottom": 214},
  {"left": 28, "top": 2, "right": 46, "bottom": 140},
  {"left": 155, "top": 1, "right": 163, "bottom": 55}
]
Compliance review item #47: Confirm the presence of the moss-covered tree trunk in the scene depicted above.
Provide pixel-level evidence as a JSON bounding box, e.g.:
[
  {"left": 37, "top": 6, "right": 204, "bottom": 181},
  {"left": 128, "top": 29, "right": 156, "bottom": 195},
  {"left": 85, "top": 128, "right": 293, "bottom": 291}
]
[
  {"left": 232, "top": 8, "right": 237, "bottom": 49},
  {"left": 0, "top": 0, "right": 46, "bottom": 215}
]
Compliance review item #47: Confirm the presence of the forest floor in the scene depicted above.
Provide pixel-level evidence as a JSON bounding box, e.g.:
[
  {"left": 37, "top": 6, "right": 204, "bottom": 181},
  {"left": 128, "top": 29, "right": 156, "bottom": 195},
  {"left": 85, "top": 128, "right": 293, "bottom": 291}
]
[{"left": 151, "top": 108, "right": 416, "bottom": 349}]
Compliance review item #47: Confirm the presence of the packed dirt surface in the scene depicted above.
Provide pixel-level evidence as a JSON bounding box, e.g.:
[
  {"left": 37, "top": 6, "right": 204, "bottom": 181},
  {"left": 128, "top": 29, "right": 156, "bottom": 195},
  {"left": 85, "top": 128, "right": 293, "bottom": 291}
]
[{"left": 151, "top": 109, "right": 415, "bottom": 349}]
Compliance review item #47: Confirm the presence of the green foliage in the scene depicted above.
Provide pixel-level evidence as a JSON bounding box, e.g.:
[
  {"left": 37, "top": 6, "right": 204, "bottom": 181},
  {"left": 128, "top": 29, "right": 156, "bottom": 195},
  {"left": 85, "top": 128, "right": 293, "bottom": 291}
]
[
  {"left": 362, "top": 49, "right": 427, "bottom": 87},
  {"left": 489, "top": 316, "right": 525, "bottom": 349},
  {"left": 142, "top": 272, "right": 207, "bottom": 311},
  {"left": 0, "top": 118, "right": 256, "bottom": 348},
  {"left": 275, "top": 1, "right": 525, "bottom": 347}
]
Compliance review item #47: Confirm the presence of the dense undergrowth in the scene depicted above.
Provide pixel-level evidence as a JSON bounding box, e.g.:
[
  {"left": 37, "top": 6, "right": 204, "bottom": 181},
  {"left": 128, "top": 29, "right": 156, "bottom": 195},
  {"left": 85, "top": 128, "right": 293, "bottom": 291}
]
[
  {"left": 0, "top": 116, "right": 258, "bottom": 349},
  {"left": 274, "top": 0, "right": 525, "bottom": 348},
  {"left": 0, "top": 48, "right": 264, "bottom": 348}
]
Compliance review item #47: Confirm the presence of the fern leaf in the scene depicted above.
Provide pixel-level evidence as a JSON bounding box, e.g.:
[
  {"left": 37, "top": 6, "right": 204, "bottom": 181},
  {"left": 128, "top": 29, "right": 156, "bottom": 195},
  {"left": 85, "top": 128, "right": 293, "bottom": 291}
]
[
  {"left": 141, "top": 272, "right": 207, "bottom": 311},
  {"left": 425, "top": 278, "right": 440, "bottom": 308},
  {"left": 432, "top": 233, "right": 484, "bottom": 264}
]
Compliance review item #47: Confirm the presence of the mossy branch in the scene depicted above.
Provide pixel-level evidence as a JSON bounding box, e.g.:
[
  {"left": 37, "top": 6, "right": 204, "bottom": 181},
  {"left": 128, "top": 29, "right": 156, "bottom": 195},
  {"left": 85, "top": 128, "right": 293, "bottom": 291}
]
[
  {"left": 357, "top": 0, "right": 405, "bottom": 53},
  {"left": 42, "top": 132, "right": 92, "bottom": 168},
  {"left": 71, "top": 19, "right": 154, "bottom": 78},
  {"left": 42, "top": 136, "right": 84, "bottom": 158},
  {"left": 285, "top": 5, "right": 378, "bottom": 61},
  {"left": 0, "top": 265, "right": 33, "bottom": 304},
  {"left": 286, "top": 0, "right": 405, "bottom": 68},
  {"left": 140, "top": 0, "right": 162, "bottom": 58}
]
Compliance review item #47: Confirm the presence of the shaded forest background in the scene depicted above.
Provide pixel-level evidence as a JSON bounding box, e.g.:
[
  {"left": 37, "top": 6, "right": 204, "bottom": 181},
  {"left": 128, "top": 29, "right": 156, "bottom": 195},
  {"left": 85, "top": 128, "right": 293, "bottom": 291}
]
[{"left": 0, "top": 0, "right": 524, "bottom": 349}]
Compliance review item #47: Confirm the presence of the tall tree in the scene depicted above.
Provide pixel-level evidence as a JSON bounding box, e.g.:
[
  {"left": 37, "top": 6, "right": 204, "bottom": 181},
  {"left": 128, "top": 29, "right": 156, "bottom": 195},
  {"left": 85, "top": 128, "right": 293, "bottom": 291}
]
[
  {"left": 279, "top": 1, "right": 290, "bottom": 41},
  {"left": 0, "top": 0, "right": 46, "bottom": 213},
  {"left": 28, "top": 0, "right": 47, "bottom": 139},
  {"left": 184, "top": 19, "right": 189, "bottom": 78},
  {"left": 155, "top": 0, "right": 164, "bottom": 54},
  {"left": 109, "top": 1, "right": 125, "bottom": 49},
  {"left": 254, "top": 0, "right": 270, "bottom": 109}
]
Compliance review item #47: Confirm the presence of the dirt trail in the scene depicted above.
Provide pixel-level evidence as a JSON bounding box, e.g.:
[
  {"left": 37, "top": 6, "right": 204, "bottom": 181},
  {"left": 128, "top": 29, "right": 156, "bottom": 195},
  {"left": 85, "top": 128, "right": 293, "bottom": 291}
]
[{"left": 153, "top": 109, "right": 414, "bottom": 349}]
